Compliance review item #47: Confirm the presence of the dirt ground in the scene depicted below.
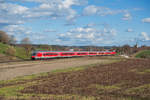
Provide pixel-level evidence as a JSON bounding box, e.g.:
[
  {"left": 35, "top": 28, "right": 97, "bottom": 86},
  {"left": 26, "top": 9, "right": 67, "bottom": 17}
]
[
  {"left": 0, "top": 57, "right": 114, "bottom": 81},
  {"left": 21, "top": 59, "right": 150, "bottom": 100}
]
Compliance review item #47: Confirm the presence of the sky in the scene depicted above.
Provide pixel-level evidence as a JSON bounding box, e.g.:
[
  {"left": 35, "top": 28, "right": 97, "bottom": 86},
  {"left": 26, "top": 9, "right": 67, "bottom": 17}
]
[{"left": 0, "top": 0, "right": 150, "bottom": 46}]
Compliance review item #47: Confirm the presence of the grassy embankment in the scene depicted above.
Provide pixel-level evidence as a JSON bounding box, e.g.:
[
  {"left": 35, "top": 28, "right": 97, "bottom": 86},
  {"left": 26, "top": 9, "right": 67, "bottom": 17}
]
[
  {"left": 0, "top": 58, "right": 150, "bottom": 100},
  {"left": 0, "top": 42, "right": 29, "bottom": 59},
  {"left": 135, "top": 50, "right": 150, "bottom": 59}
]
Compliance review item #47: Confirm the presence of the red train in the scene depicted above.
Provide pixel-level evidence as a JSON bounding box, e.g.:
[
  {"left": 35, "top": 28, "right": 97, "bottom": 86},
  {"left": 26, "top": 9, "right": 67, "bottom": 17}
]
[{"left": 31, "top": 51, "right": 116, "bottom": 60}]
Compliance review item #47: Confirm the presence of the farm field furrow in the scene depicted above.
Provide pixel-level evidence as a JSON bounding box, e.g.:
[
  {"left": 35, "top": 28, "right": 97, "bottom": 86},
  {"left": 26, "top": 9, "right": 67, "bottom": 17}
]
[{"left": 21, "top": 59, "right": 150, "bottom": 100}]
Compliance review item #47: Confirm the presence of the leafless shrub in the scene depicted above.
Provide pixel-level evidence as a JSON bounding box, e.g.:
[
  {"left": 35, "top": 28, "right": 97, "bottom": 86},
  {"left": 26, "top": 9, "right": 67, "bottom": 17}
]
[
  {"left": 21, "top": 37, "right": 32, "bottom": 56},
  {"left": 5, "top": 46, "right": 16, "bottom": 56}
]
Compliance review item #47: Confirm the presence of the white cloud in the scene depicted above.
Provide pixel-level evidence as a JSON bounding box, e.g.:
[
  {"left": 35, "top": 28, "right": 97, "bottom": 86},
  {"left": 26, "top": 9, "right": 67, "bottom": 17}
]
[
  {"left": 133, "top": 8, "right": 143, "bottom": 11},
  {"left": 85, "top": 23, "right": 97, "bottom": 27},
  {"left": 15, "top": 0, "right": 48, "bottom": 3},
  {"left": 83, "top": 5, "right": 133, "bottom": 21},
  {"left": 0, "top": 0, "right": 87, "bottom": 27},
  {"left": 66, "top": 9, "right": 77, "bottom": 21},
  {"left": 83, "top": 5, "right": 98, "bottom": 15},
  {"left": 44, "top": 29, "right": 57, "bottom": 32},
  {"left": 126, "top": 28, "right": 133, "bottom": 32},
  {"left": 20, "top": 0, "right": 88, "bottom": 5},
  {"left": 122, "top": 13, "right": 132, "bottom": 20},
  {"left": 1, "top": 24, "right": 46, "bottom": 43},
  {"left": 110, "top": 29, "right": 117, "bottom": 36},
  {"left": 57, "top": 24, "right": 117, "bottom": 45},
  {"left": 0, "top": 3, "right": 28, "bottom": 15},
  {"left": 39, "top": 3, "right": 52, "bottom": 9},
  {"left": 70, "top": 27, "right": 96, "bottom": 33},
  {"left": 23, "top": 0, "right": 86, "bottom": 22},
  {"left": 2, "top": 25, "right": 32, "bottom": 35},
  {"left": 76, "top": 34, "right": 83, "bottom": 38},
  {"left": 62, "top": 0, "right": 76, "bottom": 8},
  {"left": 32, "top": 35, "right": 45, "bottom": 40},
  {"left": 0, "top": 19, "right": 9, "bottom": 24},
  {"left": 0, "top": 0, "right": 4, "bottom": 2},
  {"left": 141, "top": 32, "right": 150, "bottom": 41},
  {"left": 0, "top": 3, "right": 29, "bottom": 26},
  {"left": 83, "top": 5, "right": 125, "bottom": 16},
  {"left": 142, "top": 18, "right": 150, "bottom": 23}
]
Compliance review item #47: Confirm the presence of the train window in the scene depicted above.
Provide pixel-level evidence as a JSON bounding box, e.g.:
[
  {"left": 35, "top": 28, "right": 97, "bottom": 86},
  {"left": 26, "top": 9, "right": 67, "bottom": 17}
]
[
  {"left": 32, "top": 52, "right": 37, "bottom": 56},
  {"left": 43, "top": 53, "right": 58, "bottom": 56},
  {"left": 89, "top": 53, "right": 96, "bottom": 54},
  {"left": 62, "top": 53, "right": 74, "bottom": 55},
  {"left": 77, "top": 53, "right": 86, "bottom": 55},
  {"left": 48, "top": 53, "right": 58, "bottom": 56}
]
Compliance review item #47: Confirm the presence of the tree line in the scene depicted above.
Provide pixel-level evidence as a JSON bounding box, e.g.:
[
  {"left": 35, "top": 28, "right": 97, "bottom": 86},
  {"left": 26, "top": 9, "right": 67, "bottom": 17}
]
[
  {"left": 1, "top": 30, "right": 150, "bottom": 57},
  {"left": 0, "top": 30, "right": 31, "bottom": 45},
  {"left": 0, "top": 30, "right": 16, "bottom": 44},
  {"left": 0, "top": 30, "right": 32, "bottom": 57}
]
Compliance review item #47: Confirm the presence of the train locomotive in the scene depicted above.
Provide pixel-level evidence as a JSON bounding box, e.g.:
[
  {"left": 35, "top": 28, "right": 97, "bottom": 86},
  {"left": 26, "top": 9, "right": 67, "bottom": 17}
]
[{"left": 31, "top": 51, "right": 116, "bottom": 60}]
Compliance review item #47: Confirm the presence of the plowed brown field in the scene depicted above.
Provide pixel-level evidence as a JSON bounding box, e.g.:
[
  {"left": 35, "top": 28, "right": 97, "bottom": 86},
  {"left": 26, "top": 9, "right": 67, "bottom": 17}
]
[{"left": 20, "top": 59, "right": 150, "bottom": 100}]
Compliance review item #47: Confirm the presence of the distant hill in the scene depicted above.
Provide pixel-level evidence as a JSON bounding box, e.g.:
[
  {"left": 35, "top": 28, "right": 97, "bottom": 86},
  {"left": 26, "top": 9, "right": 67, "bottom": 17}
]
[{"left": 15, "top": 44, "right": 113, "bottom": 51}]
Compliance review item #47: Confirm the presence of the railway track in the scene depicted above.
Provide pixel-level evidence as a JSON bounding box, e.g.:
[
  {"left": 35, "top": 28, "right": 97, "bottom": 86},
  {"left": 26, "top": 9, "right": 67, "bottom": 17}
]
[
  {"left": 0, "top": 55, "right": 118, "bottom": 64},
  {"left": 0, "top": 57, "right": 63, "bottom": 64},
  {"left": 0, "top": 56, "right": 113, "bottom": 80},
  {"left": 0, "top": 56, "right": 93, "bottom": 64},
  {"left": 0, "top": 58, "right": 65, "bottom": 70},
  {"left": 0, "top": 59, "right": 30, "bottom": 63}
]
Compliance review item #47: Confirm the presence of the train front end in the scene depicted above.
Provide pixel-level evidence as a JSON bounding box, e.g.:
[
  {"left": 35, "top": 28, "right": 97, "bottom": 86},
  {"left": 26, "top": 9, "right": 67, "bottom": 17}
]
[{"left": 31, "top": 51, "right": 43, "bottom": 60}]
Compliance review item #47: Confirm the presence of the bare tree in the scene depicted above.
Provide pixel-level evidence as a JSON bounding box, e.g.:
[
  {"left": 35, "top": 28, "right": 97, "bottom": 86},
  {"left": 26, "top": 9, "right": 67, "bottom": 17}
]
[
  {"left": 121, "top": 44, "right": 131, "bottom": 55},
  {"left": 21, "top": 37, "right": 32, "bottom": 56},
  {"left": 0, "top": 30, "right": 10, "bottom": 44},
  {"left": 21, "top": 37, "right": 31, "bottom": 44},
  {"left": 9, "top": 35, "right": 17, "bottom": 45}
]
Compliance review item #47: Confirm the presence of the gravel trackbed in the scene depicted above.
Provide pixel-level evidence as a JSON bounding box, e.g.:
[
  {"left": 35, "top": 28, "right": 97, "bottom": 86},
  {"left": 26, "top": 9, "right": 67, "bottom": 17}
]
[{"left": 0, "top": 57, "right": 112, "bottom": 81}]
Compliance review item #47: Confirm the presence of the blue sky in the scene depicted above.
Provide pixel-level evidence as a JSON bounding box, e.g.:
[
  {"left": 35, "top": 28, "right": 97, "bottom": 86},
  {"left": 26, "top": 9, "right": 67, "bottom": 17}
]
[{"left": 0, "top": 0, "right": 150, "bottom": 46}]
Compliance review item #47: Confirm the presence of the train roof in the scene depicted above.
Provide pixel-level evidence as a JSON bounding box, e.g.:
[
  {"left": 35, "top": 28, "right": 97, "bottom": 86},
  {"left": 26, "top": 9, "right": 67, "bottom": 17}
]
[{"left": 32, "top": 50, "right": 113, "bottom": 53}]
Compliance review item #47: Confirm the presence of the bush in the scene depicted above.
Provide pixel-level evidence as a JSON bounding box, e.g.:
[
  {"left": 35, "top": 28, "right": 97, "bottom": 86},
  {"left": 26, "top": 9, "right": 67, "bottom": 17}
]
[{"left": 5, "top": 46, "right": 16, "bottom": 56}]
